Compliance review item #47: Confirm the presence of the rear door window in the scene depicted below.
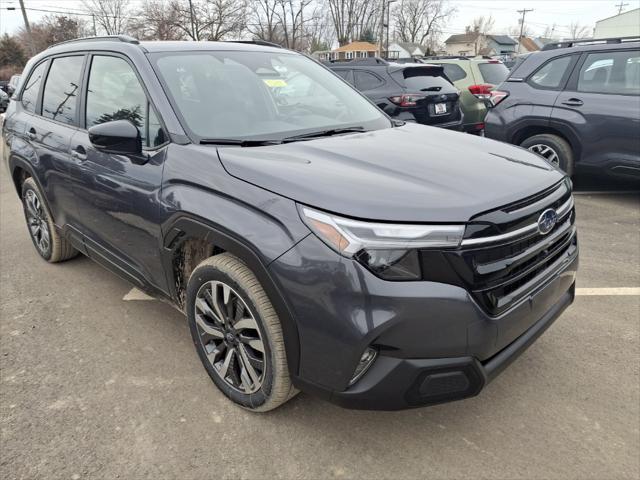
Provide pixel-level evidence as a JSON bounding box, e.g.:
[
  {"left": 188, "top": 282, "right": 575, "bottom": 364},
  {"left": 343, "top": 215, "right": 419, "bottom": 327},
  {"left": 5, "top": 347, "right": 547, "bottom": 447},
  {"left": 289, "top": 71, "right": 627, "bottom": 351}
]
[
  {"left": 42, "top": 56, "right": 85, "bottom": 125},
  {"left": 478, "top": 62, "right": 509, "bottom": 85},
  {"left": 528, "top": 56, "right": 573, "bottom": 89},
  {"left": 577, "top": 50, "right": 640, "bottom": 95},
  {"left": 21, "top": 62, "right": 47, "bottom": 113},
  {"left": 354, "top": 71, "right": 384, "bottom": 90}
]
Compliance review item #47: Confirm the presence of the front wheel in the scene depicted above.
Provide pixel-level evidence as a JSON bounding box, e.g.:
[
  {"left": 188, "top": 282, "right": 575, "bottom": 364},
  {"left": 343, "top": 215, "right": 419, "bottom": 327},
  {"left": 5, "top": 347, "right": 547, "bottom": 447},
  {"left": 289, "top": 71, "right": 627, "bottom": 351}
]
[
  {"left": 186, "top": 253, "right": 297, "bottom": 411},
  {"left": 521, "top": 133, "right": 574, "bottom": 176}
]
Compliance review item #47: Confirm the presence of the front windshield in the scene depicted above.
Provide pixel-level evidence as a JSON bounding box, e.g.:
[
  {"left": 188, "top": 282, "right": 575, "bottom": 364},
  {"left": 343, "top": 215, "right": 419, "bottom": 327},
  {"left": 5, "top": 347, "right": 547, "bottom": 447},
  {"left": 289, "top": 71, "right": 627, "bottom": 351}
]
[{"left": 152, "top": 50, "right": 391, "bottom": 141}]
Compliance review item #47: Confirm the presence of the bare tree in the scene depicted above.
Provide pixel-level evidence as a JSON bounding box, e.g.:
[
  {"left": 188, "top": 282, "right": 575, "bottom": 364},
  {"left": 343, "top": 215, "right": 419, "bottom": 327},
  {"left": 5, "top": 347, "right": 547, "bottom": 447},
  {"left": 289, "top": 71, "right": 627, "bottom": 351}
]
[
  {"left": 393, "top": 0, "right": 454, "bottom": 46},
  {"left": 170, "top": 0, "right": 246, "bottom": 41},
  {"left": 541, "top": 23, "right": 559, "bottom": 40},
  {"left": 249, "top": 0, "right": 284, "bottom": 44},
  {"left": 82, "top": 0, "right": 131, "bottom": 35},
  {"left": 466, "top": 15, "right": 495, "bottom": 55},
  {"left": 17, "top": 15, "right": 88, "bottom": 52},
  {"left": 129, "top": 0, "right": 184, "bottom": 40},
  {"left": 568, "top": 22, "right": 591, "bottom": 39},
  {"left": 326, "top": 0, "right": 379, "bottom": 46}
]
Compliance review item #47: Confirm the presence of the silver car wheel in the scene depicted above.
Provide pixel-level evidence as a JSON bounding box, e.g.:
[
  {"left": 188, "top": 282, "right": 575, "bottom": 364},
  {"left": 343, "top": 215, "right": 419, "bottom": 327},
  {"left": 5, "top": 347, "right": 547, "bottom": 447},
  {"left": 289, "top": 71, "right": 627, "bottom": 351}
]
[{"left": 194, "top": 280, "right": 266, "bottom": 394}]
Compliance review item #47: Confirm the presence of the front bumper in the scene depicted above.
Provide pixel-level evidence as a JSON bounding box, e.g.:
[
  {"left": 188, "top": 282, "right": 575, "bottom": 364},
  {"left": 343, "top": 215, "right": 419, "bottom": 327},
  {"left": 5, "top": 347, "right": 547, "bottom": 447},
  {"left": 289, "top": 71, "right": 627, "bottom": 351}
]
[{"left": 269, "top": 233, "right": 578, "bottom": 410}]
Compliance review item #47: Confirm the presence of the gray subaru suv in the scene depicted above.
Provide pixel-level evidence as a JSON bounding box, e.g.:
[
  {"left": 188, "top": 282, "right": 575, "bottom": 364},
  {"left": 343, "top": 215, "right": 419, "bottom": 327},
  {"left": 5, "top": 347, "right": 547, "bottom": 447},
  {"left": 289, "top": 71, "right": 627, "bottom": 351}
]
[
  {"left": 485, "top": 38, "right": 640, "bottom": 178},
  {"left": 2, "top": 37, "right": 578, "bottom": 411}
]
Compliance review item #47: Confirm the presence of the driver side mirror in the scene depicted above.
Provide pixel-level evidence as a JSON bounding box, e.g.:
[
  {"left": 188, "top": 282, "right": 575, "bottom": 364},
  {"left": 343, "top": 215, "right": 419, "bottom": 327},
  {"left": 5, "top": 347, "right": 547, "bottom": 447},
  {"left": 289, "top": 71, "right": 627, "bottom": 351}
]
[{"left": 88, "top": 120, "right": 143, "bottom": 156}]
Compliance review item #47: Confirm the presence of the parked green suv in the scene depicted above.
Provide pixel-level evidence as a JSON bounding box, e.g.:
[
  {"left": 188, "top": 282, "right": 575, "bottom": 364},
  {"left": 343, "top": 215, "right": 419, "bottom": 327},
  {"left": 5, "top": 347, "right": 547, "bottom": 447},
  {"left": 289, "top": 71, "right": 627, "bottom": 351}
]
[{"left": 424, "top": 57, "right": 510, "bottom": 134}]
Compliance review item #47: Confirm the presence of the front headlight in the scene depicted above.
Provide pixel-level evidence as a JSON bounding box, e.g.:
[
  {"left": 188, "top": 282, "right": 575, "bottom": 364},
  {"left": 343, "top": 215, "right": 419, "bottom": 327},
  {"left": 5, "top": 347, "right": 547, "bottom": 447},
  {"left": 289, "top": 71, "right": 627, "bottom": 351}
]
[{"left": 298, "top": 205, "right": 465, "bottom": 280}]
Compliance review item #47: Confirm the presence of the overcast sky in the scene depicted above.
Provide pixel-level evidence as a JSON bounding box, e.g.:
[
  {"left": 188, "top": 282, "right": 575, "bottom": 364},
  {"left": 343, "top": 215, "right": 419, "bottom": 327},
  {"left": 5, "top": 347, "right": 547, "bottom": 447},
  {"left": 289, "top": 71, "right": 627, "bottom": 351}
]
[{"left": 1, "top": 0, "right": 637, "bottom": 39}]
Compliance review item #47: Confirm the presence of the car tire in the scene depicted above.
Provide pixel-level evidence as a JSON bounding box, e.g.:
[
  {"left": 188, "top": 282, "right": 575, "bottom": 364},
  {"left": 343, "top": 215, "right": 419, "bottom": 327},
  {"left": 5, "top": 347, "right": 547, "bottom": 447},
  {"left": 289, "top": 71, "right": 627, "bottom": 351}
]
[
  {"left": 186, "top": 253, "right": 297, "bottom": 412},
  {"left": 521, "top": 134, "right": 574, "bottom": 176},
  {"left": 21, "top": 177, "right": 78, "bottom": 263}
]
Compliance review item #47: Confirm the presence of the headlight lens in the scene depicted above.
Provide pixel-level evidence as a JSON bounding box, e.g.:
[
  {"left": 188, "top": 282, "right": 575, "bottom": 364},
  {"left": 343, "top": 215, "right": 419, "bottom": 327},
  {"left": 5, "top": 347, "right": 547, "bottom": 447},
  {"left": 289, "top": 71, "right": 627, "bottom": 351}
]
[{"left": 298, "top": 205, "right": 465, "bottom": 280}]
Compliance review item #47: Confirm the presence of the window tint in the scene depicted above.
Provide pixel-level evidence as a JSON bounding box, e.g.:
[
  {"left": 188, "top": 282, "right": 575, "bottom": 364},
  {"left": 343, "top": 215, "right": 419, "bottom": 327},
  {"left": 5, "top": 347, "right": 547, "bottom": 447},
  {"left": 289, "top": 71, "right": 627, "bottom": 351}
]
[
  {"left": 42, "top": 56, "right": 84, "bottom": 125},
  {"left": 86, "top": 55, "right": 164, "bottom": 148},
  {"left": 21, "top": 62, "right": 46, "bottom": 113},
  {"left": 334, "top": 69, "right": 350, "bottom": 80},
  {"left": 355, "top": 71, "right": 384, "bottom": 90},
  {"left": 529, "top": 56, "right": 572, "bottom": 89},
  {"left": 577, "top": 51, "right": 640, "bottom": 95},
  {"left": 442, "top": 64, "right": 467, "bottom": 82},
  {"left": 478, "top": 62, "right": 509, "bottom": 85}
]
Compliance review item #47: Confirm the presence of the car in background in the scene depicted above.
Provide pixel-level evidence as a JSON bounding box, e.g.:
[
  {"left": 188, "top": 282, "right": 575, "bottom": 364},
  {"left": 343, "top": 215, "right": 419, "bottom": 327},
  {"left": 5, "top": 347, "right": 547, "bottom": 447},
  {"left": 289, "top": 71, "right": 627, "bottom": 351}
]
[
  {"left": 326, "top": 58, "right": 463, "bottom": 130},
  {"left": 485, "top": 38, "right": 640, "bottom": 178},
  {"left": 0, "top": 89, "right": 9, "bottom": 112},
  {"left": 423, "top": 56, "right": 510, "bottom": 134},
  {"left": 7, "top": 74, "right": 21, "bottom": 96},
  {"left": 0, "top": 80, "right": 9, "bottom": 94}
]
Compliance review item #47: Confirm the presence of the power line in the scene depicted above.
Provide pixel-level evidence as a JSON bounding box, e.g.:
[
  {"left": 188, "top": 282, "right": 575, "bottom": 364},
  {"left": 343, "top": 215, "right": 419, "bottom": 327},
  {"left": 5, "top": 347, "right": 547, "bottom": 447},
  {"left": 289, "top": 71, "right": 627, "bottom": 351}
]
[{"left": 615, "top": 2, "right": 629, "bottom": 14}]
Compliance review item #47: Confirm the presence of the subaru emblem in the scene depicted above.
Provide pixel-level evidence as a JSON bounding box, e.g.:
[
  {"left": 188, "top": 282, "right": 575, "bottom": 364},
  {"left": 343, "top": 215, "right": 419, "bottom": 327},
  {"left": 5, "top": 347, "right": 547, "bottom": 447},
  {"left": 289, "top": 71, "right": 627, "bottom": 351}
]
[{"left": 537, "top": 208, "right": 558, "bottom": 235}]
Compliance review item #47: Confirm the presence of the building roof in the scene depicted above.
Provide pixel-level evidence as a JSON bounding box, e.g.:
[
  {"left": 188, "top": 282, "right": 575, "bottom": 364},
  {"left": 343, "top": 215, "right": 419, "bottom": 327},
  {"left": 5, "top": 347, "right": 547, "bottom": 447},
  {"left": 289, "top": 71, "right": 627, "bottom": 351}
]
[
  {"left": 595, "top": 7, "right": 640, "bottom": 24},
  {"left": 519, "top": 36, "right": 540, "bottom": 52},
  {"left": 334, "top": 41, "right": 379, "bottom": 52},
  {"left": 488, "top": 35, "right": 517, "bottom": 45},
  {"left": 395, "top": 42, "right": 427, "bottom": 53},
  {"left": 444, "top": 32, "right": 479, "bottom": 44}
]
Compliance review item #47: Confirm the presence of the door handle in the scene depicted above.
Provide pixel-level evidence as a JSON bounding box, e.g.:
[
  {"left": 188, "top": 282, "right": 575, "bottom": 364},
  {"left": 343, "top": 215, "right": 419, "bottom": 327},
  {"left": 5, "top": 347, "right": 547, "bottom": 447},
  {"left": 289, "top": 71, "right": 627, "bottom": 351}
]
[
  {"left": 561, "top": 98, "right": 583, "bottom": 107},
  {"left": 71, "top": 145, "right": 87, "bottom": 161},
  {"left": 27, "top": 127, "right": 36, "bottom": 140}
]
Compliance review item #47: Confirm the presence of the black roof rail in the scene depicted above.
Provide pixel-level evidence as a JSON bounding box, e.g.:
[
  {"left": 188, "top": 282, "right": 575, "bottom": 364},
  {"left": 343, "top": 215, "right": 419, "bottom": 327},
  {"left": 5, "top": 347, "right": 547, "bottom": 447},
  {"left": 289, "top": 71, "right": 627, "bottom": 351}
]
[
  {"left": 48, "top": 35, "right": 140, "bottom": 49},
  {"left": 542, "top": 36, "right": 640, "bottom": 51},
  {"left": 225, "top": 40, "right": 283, "bottom": 49},
  {"left": 422, "top": 55, "right": 470, "bottom": 60}
]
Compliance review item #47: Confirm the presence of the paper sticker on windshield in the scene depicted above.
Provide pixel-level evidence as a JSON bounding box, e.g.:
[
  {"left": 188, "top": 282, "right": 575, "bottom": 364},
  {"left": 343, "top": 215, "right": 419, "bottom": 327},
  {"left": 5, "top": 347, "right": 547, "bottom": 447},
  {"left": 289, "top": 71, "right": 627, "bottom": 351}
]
[{"left": 263, "top": 79, "right": 287, "bottom": 88}]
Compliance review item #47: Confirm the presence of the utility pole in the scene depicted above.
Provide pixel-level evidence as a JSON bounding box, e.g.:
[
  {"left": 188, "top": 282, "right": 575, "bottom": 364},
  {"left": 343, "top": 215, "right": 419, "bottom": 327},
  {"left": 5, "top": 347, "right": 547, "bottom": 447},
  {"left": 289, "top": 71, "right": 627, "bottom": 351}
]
[
  {"left": 385, "top": 0, "right": 397, "bottom": 60},
  {"left": 615, "top": 2, "right": 628, "bottom": 14},
  {"left": 18, "top": 0, "right": 35, "bottom": 55},
  {"left": 517, "top": 8, "right": 533, "bottom": 54},
  {"left": 188, "top": 0, "right": 196, "bottom": 40},
  {"left": 92, "top": 15, "right": 97, "bottom": 36},
  {"left": 378, "top": 0, "right": 385, "bottom": 58}
]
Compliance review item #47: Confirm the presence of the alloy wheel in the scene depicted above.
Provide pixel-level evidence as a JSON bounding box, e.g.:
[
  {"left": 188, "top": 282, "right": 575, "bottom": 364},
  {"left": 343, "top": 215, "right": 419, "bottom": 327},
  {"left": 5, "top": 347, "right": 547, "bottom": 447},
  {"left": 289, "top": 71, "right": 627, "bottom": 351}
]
[
  {"left": 194, "top": 280, "right": 266, "bottom": 394},
  {"left": 24, "top": 190, "right": 51, "bottom": 255},
  {"left": 527, "top": 144, "right": 560, "bottom": 167}
]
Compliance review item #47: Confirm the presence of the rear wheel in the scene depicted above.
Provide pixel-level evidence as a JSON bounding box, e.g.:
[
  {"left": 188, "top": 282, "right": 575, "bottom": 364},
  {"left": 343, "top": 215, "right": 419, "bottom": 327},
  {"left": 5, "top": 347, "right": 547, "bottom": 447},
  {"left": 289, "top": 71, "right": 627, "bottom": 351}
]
[
  {"left": 521, "top": 133, "right": 574, "bottom": 176},
  {"left": 21, "top": 177, "right": 78, "bottom": 262},
  {"left": 186, "top": 253, "right": 296, "bottom": 411}
]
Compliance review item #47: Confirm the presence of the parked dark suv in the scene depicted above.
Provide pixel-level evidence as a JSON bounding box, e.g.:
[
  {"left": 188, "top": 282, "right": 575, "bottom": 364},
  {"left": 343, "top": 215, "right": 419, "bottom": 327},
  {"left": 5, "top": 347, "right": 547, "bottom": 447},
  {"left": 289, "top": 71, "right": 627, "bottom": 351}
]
[
  {"left": 2, "top": 36, "right": 578, "bottom": 411},
  {"left": 485, "top": 38, "right": 640, "bottom": 178},
  {"left": 327, "top": 58, "right": 464, "bottom": 130}
]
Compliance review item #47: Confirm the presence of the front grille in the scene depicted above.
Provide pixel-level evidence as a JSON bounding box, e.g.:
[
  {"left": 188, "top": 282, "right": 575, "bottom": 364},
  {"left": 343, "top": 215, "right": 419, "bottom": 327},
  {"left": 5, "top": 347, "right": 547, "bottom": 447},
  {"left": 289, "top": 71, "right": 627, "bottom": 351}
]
[{"left": 421, "top": 181, "right": 578, "bottom": 316}]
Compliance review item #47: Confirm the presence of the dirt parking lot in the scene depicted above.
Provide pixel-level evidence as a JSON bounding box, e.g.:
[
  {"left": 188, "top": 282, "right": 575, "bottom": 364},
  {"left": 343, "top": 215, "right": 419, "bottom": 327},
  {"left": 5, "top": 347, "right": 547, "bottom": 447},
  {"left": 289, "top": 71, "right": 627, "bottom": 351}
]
[{"left": 1, "top": 161, "right": 639, "bottom": 479}]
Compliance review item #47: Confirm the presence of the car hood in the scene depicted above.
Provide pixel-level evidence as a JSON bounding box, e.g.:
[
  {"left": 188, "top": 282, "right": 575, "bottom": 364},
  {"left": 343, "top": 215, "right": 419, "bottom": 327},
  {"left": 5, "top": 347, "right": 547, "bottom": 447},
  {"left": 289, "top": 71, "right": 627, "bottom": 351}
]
[{"left": 217, "top": 123, "right": 564, "bottom": 223}]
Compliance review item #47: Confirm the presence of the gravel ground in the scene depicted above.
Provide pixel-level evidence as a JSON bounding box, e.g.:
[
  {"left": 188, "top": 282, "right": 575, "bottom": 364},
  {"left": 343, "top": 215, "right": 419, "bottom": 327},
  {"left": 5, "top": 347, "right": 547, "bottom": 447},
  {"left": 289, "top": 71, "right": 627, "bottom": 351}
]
[{"left": 1, "top": 161, "right": 639, "bottom": 479}]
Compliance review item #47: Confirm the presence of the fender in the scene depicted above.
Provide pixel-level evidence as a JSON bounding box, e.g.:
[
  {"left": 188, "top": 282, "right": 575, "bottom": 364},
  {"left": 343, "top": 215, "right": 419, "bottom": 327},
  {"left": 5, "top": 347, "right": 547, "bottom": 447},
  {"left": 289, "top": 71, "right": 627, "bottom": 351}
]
[
  {"left": 161, "top": 214, "right": 302, "bottom": 377},
  {"left": 8, "top": 152, "right": 41, "bottom": 197}
]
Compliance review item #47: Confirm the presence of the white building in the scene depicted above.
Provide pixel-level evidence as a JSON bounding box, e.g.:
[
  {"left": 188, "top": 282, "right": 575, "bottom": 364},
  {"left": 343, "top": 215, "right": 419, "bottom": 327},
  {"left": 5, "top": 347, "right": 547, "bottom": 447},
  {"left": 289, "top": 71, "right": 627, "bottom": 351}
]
[
  {"left": 594, "top": 8, "right": 640, "bottom": 39},
  {"left": 387, "top": 42, "right": 429, "bottom": 60}
]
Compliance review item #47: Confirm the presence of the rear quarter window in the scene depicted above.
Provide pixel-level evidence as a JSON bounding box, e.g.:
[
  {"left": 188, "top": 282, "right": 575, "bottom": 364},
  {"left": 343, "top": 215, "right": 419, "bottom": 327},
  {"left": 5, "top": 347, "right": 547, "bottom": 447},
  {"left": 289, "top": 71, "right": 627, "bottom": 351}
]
[
  {"left": 478, "top": 62, "right": 509, "bottom": 85},
  {"left": 441, "top": 64, "right": 467, "bottom": 82}
]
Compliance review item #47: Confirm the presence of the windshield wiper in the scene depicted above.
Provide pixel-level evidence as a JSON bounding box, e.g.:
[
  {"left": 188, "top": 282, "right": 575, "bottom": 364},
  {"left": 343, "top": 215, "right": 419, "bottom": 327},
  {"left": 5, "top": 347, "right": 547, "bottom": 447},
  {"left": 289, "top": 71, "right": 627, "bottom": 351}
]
[
  {"left": 199, "top": 138, "right": 282, "bottom": 147},
  {"left": 420, "top": 86, "right": 442, "bottom": 92},
  {"left": 281, "top": 127, "right": 367, "bottom": 143}
]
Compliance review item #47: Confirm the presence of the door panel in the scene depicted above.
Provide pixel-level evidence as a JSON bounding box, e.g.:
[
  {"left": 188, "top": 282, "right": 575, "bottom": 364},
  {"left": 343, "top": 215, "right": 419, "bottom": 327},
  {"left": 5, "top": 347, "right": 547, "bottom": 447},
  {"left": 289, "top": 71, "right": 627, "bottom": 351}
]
[
  {"left": 553, "top": 49, "right": 640, "bottom": 173},
  {"left": 69, "top": 53, "right": 169, "bottom": 292},
  {"left": 70, "top": 131, "right": 168, "bottom": 291}
]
